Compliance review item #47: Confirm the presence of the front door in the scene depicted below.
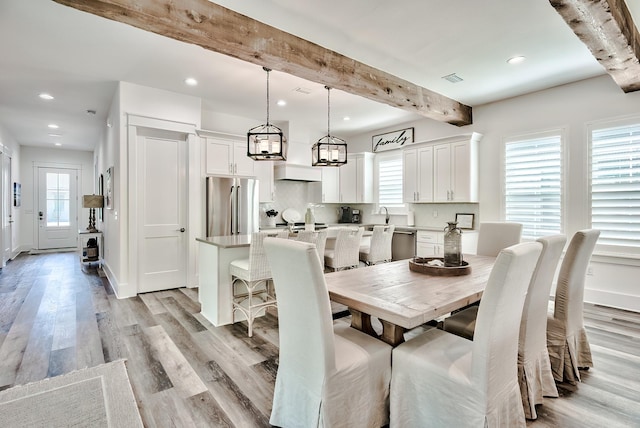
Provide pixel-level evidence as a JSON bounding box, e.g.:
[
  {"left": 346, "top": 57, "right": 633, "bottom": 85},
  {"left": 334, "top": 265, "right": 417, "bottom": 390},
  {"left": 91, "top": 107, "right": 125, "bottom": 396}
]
[
  {"left": 136, "top": 130, "right": 188, "bottom": 293},
  {"left": 37, "top": 167, "right": 78, "bottom": 249}
]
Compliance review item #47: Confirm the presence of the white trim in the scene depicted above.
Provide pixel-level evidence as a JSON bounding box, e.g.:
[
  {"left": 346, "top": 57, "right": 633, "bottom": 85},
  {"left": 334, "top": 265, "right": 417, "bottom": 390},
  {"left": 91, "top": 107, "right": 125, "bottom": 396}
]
[{"left": 584, "top": 288, "right": 640, "bottom": 313}]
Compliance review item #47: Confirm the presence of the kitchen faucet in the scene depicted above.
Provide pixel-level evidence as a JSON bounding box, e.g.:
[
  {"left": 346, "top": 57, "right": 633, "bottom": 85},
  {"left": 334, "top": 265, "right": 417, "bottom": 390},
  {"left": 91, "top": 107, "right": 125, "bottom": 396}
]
[{"left": 381, "top": 206, "right": 390, "bottom": 224}]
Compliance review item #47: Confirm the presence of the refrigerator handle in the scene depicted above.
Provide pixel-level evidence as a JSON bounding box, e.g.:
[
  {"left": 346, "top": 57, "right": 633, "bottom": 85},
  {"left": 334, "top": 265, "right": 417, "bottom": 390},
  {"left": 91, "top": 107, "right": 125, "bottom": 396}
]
[
  {"left": 229, "top": 185, "right": 234, "bottom": 235},
  {"left": 235, "top": 184, "right": 240, "bottom": 234}
]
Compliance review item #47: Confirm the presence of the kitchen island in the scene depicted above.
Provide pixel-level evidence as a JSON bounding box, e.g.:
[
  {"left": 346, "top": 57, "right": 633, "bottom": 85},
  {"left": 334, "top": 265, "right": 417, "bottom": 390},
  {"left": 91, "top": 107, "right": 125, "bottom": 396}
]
[{"left": 196, "top": 235, "right": 252, "bottom": 326}]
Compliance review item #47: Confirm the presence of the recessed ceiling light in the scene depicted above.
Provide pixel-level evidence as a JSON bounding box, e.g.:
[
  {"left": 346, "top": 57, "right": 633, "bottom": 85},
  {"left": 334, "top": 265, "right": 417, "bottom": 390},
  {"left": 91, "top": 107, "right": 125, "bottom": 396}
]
[
  {"left": 185, "top": 77, "right": 198, "bottom": 86},
  {"left": 39, "top": 93, "right": 54, "bottom": 100},
  {"left": 54, "top": 142, "right": 62, "bottom": 146},
  {"left": 343, "top": 116, "right": 351, "bottom": 121},
  {"left": 277, "top": 100, "right": 286, "bottom": 106},
  {"left": 48, "top": 124, "right": 59, "bottom": 129},
  {"left": 48, "top": 133, "right": 62, "bottom": 137},
  {"left": 507, "top": 56, "right": 526, "bottom": 65}
]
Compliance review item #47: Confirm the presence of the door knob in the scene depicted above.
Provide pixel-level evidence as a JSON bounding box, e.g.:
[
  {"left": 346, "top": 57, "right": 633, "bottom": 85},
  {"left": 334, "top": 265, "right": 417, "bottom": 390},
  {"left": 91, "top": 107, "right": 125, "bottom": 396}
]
[
  {"left": 39, "top": 211, "right": 44, "bottom": 220},
  {"left": 179, "top": 227, "right": 185, "bottom": 232}
]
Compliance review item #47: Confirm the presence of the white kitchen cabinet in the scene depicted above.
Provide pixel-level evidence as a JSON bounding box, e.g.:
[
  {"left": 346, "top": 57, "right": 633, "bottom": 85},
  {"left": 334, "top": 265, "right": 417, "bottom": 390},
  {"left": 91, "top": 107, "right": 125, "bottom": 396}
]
[
  {"left": 403, "top": 146, "right": 433, "bottom": 202},
  {"left": 416, "top": 229, "right": 479, "bottom": 257},
  {"left": 416, "top": 230, "right": 443, "bottom": 257},
  {"left": 254, "top": 161, "right": 274, "bottom": 202},
  {"left": 310, "top": 167, "right": 340, "bottom": 203},
  {"left": 433, "top": 139, "right": 478, "bottom": 202},
  {"left": 339, "top": 152, "right": 374, "bottom": 203},
  {"left": 205, "top": 137, "right": 255, "bottom": 177}
]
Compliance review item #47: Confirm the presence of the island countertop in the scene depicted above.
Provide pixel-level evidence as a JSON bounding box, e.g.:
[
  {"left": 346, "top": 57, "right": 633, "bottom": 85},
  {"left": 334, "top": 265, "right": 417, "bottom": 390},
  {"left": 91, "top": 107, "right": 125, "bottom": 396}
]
[{"left": 196, "top": 235, "right": 252, "bottom": 248}]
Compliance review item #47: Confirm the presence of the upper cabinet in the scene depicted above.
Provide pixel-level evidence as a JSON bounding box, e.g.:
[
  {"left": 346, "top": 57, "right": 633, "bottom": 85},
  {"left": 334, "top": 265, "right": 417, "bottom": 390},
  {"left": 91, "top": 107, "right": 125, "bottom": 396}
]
[
  {"left": 310, "top": 167, "right": 340, "bottom": 203},
  {"left": 433, "top": 139, "right": 478, "bottom": 202},
  {"left": 254, "top": 161, "right": 275, "bottom": 202},
  {"left": 340, "top": 152, "right": 374, "bottom": 203},
  {"left": 403, "top": 146, "right": 434, "bottom": 203},
  {"left": 204, "top": 137, "right": 254, "bottom": 177},
  {"left": 403, "top": 133, "right": 481, "bottom": 203}
]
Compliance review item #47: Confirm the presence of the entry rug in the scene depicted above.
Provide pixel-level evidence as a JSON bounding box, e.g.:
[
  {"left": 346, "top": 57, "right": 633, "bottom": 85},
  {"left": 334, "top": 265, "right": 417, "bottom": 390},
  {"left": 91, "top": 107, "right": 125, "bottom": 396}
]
[{"left": 0, "top": 359, "right": 143, "bottom": 427}]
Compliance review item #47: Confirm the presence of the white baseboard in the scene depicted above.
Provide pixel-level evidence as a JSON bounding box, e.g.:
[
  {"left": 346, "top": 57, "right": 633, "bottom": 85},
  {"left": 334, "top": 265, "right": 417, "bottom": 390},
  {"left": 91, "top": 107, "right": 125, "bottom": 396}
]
[{"left": 101, "top": 261, "right": 137, "bottom": 299}]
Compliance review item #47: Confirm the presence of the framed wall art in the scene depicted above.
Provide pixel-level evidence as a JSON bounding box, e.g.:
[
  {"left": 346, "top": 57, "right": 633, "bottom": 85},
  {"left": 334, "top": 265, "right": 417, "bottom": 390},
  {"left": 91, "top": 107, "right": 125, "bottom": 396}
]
[
  {"left": 105, "top": 166, "right": 114, "bottom": 209},
  {"left": 455, "top": 213, "right": 475, "bottom": 229}
]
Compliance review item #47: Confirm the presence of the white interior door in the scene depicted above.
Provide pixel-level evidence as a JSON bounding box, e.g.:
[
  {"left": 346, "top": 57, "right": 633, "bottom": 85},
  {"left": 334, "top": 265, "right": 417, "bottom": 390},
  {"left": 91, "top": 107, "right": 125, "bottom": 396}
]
[
  {"left": 137, "top": 131, "right": 188, "bottom": 293},
  {"left": 37, "top": 167, "right": 78, "bottom": 250},
  {"left": 2, "top": 152, "right": 11, "bottom": 265}
]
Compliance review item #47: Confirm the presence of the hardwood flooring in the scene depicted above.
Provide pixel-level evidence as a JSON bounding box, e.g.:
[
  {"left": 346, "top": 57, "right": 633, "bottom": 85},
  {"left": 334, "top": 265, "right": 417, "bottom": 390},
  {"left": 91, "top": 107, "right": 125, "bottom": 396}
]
[{"left": 0, "top": 252, "right": 638, "bottom": 427}]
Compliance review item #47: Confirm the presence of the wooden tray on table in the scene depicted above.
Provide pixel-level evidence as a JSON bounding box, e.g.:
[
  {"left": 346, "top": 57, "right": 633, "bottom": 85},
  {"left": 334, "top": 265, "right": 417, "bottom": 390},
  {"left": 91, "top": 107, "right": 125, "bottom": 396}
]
[{"left": 409, "top": 257, "right": 471, "bottom": 276}]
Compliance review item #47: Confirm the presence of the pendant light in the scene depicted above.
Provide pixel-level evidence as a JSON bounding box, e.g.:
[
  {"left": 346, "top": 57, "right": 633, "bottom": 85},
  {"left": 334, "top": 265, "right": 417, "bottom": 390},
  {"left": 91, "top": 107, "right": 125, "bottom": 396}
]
[
  {"left": 247, "top": 67, "right": 287, "bottom": 161},
  {"left": 312, "top": 86, "right": 347, "bottom": 166}
]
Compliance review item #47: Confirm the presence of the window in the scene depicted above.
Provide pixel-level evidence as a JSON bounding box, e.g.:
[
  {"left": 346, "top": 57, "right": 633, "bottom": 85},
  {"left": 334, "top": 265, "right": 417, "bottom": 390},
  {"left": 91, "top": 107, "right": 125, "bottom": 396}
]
[
  {"left": 504, "top": 132, "right": 562, "bottom": 239},
  {"left": 591, "top": 122, "right": 640, "bottom": 250},
  {"left": 377, "top": 153, "right": 404, "bottom": 207},
  {"left": 46, "top": 172, "right": 71, "bottom": 227}
]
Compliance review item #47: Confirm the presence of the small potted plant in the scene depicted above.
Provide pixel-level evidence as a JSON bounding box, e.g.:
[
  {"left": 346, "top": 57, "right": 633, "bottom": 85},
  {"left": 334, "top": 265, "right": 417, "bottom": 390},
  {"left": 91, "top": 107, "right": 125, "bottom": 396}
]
[{"left": 265, "top": 208, "right": 278, "bottom": 227}]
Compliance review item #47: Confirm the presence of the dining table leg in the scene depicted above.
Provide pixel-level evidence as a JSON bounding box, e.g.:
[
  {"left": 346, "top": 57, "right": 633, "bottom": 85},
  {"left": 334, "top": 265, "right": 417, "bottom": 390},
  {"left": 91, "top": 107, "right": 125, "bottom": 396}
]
[
  {"left": 380, "top": 320, "right": 405, "bottom": 347},
  {"left": 349, "top": 308, "right": 377, "bottom": 338}
]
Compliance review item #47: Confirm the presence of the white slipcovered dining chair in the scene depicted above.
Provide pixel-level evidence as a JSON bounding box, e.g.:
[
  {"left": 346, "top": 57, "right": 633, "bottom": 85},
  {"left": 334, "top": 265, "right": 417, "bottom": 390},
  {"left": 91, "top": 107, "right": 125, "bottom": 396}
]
[
  {"left": 390, "top": 242, "right": 542, "bottom": 428},
  {"left": 547, "top": 229, "right": 600, "bottom": 385},
  {"left": 264, "top": 237, "right": 392, "bottom": 428},
  {"left": 476, "top": 221, "right": 523, "bottom": 256},
  {"left": 324, "top": 227, "right": 364, "bottom": 271},
  {"left": 296, "top": 229, "right": 328, "bottom": 270},
  {"left": 359, "top": 225, "right": 395, "bottom": 265},
  {"left": 230, "top": 232, "right": 276, "bottom": 337},
  {"left": 443, "top": 234, "right": 566, "bottom": 419}
]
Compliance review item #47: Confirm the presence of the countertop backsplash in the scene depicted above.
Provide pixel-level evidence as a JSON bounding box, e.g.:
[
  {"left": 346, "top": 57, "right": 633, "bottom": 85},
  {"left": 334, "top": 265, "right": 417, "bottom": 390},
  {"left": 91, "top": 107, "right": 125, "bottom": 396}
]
[{"left": 259, "top": 180, "right": 479, "bottom": 230}]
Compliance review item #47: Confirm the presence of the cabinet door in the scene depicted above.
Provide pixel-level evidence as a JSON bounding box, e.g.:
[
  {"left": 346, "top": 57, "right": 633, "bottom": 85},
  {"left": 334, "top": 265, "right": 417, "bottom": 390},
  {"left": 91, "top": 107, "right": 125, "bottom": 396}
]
[
  {"left": 233, "top": 142, "right": 255, "bottom": 176},
  {"left": 356, "top": 154, "right": 374, "bottom": 203},
  {"left": 450, "top": 141, "right": 477, "bottom": 202},
  {"left": 403, "top": 149, "right": 418, "bottom": 202},
  {"left": 417, "top": 146, "right": 434, "bottom": 202},
  {"left": 255, "top": 161, "right": 274, "bottom": 202},
  {"left": 433, "top": 143, "right": 451, "bottom": 202},
  {"left": 339, "top": 158, "right": 357, "bottom": 202},
  {"left": 322, "top": 167, "right": 340, "bottom": 203},
  {"left": 205, "top": 138, "right": 233, "bottom": 175}
]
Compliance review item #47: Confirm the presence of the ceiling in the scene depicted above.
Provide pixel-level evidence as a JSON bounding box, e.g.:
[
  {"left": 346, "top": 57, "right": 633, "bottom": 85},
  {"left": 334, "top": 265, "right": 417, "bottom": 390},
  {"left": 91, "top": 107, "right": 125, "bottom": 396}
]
[{"left": 0, "top": 0, "right": 637, "bottom": 152}]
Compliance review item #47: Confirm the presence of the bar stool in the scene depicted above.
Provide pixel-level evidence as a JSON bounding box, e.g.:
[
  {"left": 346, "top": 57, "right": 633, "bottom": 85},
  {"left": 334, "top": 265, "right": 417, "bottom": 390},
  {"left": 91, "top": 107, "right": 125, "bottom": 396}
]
[
  {"left": 359, "top": 225, "right": 395, "bottom": 265},
  {"left": 231, "top": 232, "right": 276, "bottom": 337},
  {"left": 324, "top": 227, "right": 364, "bottom": 272},
  {"left": 296, "top": 229, "right": 328, "bottom": 270}
]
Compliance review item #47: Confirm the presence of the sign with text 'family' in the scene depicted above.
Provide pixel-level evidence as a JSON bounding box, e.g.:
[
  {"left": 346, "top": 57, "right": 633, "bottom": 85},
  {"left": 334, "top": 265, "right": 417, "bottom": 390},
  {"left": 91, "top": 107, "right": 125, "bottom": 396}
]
[{"left": 372, "top": 128, "right": 414, "bottom": 152}]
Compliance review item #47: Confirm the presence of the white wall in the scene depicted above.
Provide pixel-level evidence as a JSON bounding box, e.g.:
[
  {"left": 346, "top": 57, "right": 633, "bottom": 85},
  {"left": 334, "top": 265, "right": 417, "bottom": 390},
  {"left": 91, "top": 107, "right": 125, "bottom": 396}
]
[
  {"left": 18, "top": 146, "right": 94, "bottom": 251},
  {"left": 349, "top": 74, "right": 640, "bottom": 312},
  {"left": 0, "top": 124, "right": 21, "bottom": 256},
  {"left": 98, "top": 82, "right": 201, "bottom": 298}
]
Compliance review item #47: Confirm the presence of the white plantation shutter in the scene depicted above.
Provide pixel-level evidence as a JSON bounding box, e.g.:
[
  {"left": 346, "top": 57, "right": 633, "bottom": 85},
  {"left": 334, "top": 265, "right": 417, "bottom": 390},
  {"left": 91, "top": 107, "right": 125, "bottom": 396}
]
[
  {"left": 504, "top": 133, "right": 562, "bottom": 239},
  {"left": 591, "top": 123, "right": 640, "bottom": 249},
  {"left": 378, "top": 154, "right": 403, "bottom": 206}
]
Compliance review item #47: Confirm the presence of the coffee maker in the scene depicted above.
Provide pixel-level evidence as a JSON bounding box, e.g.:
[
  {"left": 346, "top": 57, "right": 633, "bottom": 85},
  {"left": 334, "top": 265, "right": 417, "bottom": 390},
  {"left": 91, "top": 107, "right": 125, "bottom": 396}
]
[
  {"left": 352, "top": 209, "right": 361, "bottom": 223},
  {"left": 339, "top": 206, "right": 353, "bottom": 223}
]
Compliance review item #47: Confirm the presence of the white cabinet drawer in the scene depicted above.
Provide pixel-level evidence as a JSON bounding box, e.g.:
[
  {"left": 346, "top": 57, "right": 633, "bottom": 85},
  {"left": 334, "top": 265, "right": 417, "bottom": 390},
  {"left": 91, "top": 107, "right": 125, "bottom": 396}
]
[{"left": 417, "top": 231, "right": 442, "bottom": 244}]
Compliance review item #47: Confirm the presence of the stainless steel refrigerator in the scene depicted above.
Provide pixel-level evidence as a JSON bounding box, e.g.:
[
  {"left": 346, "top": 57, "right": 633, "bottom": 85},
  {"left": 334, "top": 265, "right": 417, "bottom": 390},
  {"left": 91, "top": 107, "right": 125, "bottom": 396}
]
[{"left": 206, "top": 176, "right": 259, "bottom": 237}]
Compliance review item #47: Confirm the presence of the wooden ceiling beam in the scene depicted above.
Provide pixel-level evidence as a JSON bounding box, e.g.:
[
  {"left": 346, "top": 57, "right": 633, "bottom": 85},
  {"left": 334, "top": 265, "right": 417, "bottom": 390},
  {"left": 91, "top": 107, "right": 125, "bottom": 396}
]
[
  {"left": 549, "top": 0, "right": 640, "bottom": 92},
  {"left": 52, "top": 0, "right": 472, "bottom": 126}
]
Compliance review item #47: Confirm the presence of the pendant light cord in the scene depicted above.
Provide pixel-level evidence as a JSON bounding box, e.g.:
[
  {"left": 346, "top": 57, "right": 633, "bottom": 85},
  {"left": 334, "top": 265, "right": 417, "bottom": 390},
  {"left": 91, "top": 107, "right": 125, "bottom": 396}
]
[
  {"left": 325, "top": 86, "right": 331, "bottom": 136},
  {"left": 264, "top": 67, "right": 271, "bottom": 125}
]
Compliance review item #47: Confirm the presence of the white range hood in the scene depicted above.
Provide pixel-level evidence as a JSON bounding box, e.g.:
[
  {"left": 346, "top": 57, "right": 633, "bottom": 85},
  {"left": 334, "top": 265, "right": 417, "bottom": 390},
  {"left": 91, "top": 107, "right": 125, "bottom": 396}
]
[{"left": 274, "top": 163, "right": 321, "bottom": 182}]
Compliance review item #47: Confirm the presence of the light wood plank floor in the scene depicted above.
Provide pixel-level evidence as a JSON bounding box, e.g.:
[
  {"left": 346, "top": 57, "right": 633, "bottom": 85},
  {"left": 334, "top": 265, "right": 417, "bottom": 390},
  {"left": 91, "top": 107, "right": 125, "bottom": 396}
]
[{"left": 0, "top": 252, "right": 638, "bottom": 427}]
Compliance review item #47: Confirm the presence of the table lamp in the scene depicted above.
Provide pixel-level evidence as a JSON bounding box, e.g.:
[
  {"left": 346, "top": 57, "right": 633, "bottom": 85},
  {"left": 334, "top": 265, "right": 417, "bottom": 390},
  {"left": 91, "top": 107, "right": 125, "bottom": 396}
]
[{"left": 83, "top": 194, "right": 104, "bottom": 233}]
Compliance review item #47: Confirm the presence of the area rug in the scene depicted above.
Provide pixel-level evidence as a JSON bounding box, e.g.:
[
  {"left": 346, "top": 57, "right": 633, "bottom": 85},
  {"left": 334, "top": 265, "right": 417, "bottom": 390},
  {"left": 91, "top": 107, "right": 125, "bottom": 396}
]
[{"left": 0, "top": 359, "right": 143, "bottom": 427}]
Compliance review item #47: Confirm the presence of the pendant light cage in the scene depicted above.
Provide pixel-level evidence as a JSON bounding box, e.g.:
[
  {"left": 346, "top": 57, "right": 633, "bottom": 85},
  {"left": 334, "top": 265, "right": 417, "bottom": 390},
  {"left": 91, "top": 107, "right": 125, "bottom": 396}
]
[
  {"left": 247, "top": 67, "right": 287, "bottom": 161},
  {"left": 312, "top": 86, "right": 347, "bottom": 166}
]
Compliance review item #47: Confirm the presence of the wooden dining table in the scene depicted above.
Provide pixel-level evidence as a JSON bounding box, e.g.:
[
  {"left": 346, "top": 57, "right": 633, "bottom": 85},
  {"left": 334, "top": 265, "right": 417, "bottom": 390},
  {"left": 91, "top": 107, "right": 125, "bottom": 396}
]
[{"left": 324, "top": 254, "right": 496, "bottom": 346}]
